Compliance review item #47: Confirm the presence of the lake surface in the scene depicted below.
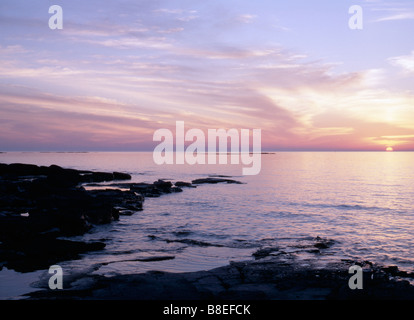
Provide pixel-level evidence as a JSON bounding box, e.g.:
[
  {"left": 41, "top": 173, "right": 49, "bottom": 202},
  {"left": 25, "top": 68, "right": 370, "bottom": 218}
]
[{"left": 0, "top": 151, "right": 413, "bottom": 299}]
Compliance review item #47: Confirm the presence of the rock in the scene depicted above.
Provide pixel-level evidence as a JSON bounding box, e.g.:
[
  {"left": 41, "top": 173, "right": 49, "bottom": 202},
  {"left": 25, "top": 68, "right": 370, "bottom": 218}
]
[
  {"left": 192, "top": 178, "right": 243, "bottom": 185},
  {"left": 314, "top": 237, "right": 335, "bottom": 249},
  {"left": 130, "top": 183, "right": 159, "bottom": 197},
  {"left": 1, "top": 236, "right": 105, "bottom": 273},
  {"left": 113, "top": 172, "right": 132, "bottom": 180},
  {"left": 0, "top": 163, "right": 138, "bottom": 273},
  {"left": 91, "top": 172, "right": 115, "bottom": 182},
  {"left": 171, "top": 187, "right": 183, "bottom": 193},
  {"left": 0, "top": 163, "right": 42, "bottom": 176},
  {"left": 164, "top": 238, "right": 224, "bottom": 247},
  {"left": 87, "top": 189, "right": 144, "bottom": 213},
  {"left": 174, "top": 181, "right": 196, "bottom": 188},
  {"left": 0, "top": 163, "right": 132, "bottom": 186},
  {"left": 0, "top": 162, "right": 244, "bottom": 275},
  {"left": 46, "top": 165, "right": 82, "bottom": 187},
  {"left": 382, "top": 266, "right": 400, "bottom": 276},
  {"left": 135, "top": 256, "right": 175, "bottom": 262},
  {"left": 130, "top": 181, "right": 175, "bottom": 197},
  {"left": 118, "top": 210, "right": 135, "bottom": 216},
  {"left": 23, "top": 257, "right": 414, "bottom": 300},
  {"left": 0, "top": 163, "right": 7, "bottom": 174},
  {"left": 80, "top": 171, "right": 131, "bottom": 183},
  {"left": 55, "top": 210, "right": 93, "bottom": 236},
  {"left": 84, "top": 204, "right": 120, "bottom": 225},
  {"left": 252, "top": 247, "right": 280, "bottom": 260},
  {"left": 153, "top": 179, "right": 173, "bottom": 192}
]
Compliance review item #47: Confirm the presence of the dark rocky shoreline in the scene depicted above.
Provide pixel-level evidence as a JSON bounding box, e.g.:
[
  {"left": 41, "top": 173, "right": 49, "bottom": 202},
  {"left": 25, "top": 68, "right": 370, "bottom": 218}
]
[
  {"left": 0, "top": 163, "right": 225, "bottom": 273},
  {"left": 25, "top": 254, "right": 414, "bottom": 300}
]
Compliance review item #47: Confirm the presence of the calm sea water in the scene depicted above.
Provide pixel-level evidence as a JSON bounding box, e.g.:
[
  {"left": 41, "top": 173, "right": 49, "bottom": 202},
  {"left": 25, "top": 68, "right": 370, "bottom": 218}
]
[{"left": 0, "top": 151, "right": 413, "bottom": 298}]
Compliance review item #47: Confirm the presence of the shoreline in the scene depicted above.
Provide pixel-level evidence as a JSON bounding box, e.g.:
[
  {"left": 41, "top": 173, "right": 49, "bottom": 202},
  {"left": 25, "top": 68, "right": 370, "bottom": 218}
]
[
  {"left": 24, "top": 254, "right": 414, "bottom": 300},
  {"left": 0, "top": 162, "right": 243, "bottom": 273}
]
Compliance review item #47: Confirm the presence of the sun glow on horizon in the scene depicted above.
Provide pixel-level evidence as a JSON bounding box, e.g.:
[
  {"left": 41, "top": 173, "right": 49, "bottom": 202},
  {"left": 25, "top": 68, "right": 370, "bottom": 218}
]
[{"left": 386, "top": 147, "right": 394, "bottom": 152}]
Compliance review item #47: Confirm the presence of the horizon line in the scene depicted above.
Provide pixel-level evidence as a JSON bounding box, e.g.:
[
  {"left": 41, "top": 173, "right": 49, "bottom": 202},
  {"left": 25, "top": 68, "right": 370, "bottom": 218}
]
[{"left": 1, "top": 150, "right": 413, "bottom": 153}]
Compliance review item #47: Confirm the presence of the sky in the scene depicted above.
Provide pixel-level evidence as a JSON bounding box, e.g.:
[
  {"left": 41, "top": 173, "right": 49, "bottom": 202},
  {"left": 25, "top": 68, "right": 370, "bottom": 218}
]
[{"left": 0, "top": 0, "right": 414, "bottom": 151}]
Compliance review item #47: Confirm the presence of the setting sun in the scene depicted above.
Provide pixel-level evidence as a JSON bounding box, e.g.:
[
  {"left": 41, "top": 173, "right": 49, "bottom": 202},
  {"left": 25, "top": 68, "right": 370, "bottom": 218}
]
[{"left": 386, "top": 147, "right": 394, "bottom": 152}]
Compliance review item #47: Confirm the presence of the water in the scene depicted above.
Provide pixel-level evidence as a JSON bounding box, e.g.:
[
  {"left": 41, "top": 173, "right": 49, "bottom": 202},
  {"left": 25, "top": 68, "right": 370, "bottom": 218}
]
[{"left": 0, "top": 151, "right": 413, "bottom": 298}]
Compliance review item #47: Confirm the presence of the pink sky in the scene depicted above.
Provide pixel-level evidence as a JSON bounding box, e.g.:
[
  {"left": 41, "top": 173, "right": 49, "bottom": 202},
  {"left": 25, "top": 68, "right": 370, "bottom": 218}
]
[{"left": 0, "top": 0, "right": 414, "bottom": 151}]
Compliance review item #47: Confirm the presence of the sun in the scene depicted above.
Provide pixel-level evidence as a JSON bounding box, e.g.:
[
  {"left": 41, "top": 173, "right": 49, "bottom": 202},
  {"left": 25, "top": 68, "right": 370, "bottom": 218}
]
[{"left": 386, "top": 147, "right": 394, "bottom": 152}]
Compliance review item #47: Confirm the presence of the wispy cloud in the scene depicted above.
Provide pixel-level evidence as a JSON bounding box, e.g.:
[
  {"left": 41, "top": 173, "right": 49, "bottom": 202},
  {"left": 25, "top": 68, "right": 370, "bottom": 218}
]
[
  {"left": 236, "top": 14, "right": 257, "bottom": 24},
  {"left": 367, "top": 0, "right": 414, "bottom": 22},
  {"left": 388, "top": 51, "right": 414, "bottom": 73},
  {"left": 376, "top": 12, "right": 414, "bottom": 22}
]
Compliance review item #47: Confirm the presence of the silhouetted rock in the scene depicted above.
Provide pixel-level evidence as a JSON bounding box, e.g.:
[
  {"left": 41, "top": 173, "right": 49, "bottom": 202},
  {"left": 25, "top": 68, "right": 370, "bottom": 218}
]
[
  {"left": 252, "top": 247, "right": 280, "bottom": 260},
  {"left": 171, "top": 186, "right": 183, "bottom": 193},
  {"left": 129, "top": 180, "right": 175, "bottom": 197},
  {"left": 24, "top": 257, "right": 414, "bottom": 300},
  {"left": 154, "top": 179, "right": 173, "bottom": 192},
  {"left": 113, "top": 172, "right": 132, "bottom": 180},
  {"left": 45, "top": 165, "right": 83, "bottom": 187},
  {"left": 163, "top": 238, "right": 224, "bottom": 247},
  {"left": 314, "top": 237, "right": 335, "bottom": 249},
  {"left": 0, "top": 162, "right": 244, "bottom": 274},
  {"left": 192, "top": 177, "right": 243, "bottom": 185},
  {"left": 2, "top": 163, "right": 42, "bottom": 176},
  {"left": 175, "top": 181, "right": 196, "bottom": 188},
  {"left": 88, "top": 189, "right": 144, "bottom": 212},
  {"left": 135, "top": 256, "right": 175, "bottom": 262},
  {"left": 1, "top": 235, "right": 105, "bottom": 273},
  {"left": 0, "top": 163, "right": 136, "bottom": 272}
]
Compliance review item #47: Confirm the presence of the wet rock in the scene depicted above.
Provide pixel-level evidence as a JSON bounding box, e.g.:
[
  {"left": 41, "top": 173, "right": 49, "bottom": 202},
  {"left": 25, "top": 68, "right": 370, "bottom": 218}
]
[
  {"left": 135, "top": 256, "right": 175, "bottom": 262},
  {"left": 46, "top": 165, "right": 82, "bottom": 187},
  {"left": 24, "top": 257, "right": 414, "bottom": 300},
  {"left": 154, "top": 179, "right": 173, "bottom": 192},
  {"left": 1, "top": 236, "right": 105, "bottom": 273},
  {"left": 87, "top": 189, "right": 144, "bottom": 213},
  {"left": 382, "top": 266, "right": 399, "bottom": 276},
  {"left": 0, "top": 162, "right": 245, "bottom": 275},
  {"left": 118, "top": 210, "right": 135, "bottom": 216},
  {"left": 85, "top": 205, "right": 120, "bottom": 225},
  {"left": 113, "top": 172, "right": 132, "bottom": 180},
  {"left": 174, "top": 181, "right": 196, "bottom": 188},
  {"left": 380, "top": 265, "right": 414, "bottom": 278},
  {"left": 0, "top": 163, "right": 42, "bottom": 177},
  {"left": 252, "top": 247, "right": 280, "bottom": 260},
  {"left": 89, "top": 172, "right": 115, "bottom": 182},
  {"left": 130, "top": 183, "right": 161, "bottom": 197},
  {"left": 314, "top": 237, "right": 335, "bottom": 249},
  {"left": 171, "top": 186, "right": 183, "bottom": 193},
  {"left": 129, "top": 180, "right": 177, "bottom": 197},
  {"left": 192, "top": 178, "right": 243, "bottom": 185},
  {"left": 0, "top": 163, "right": 135, "bottom": 272},
  {"left": 164, "top": 238, "right": 224, "bottom": 247},
  {"left": 0, "top": 163, "right": 133, "bottom": 187}
]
